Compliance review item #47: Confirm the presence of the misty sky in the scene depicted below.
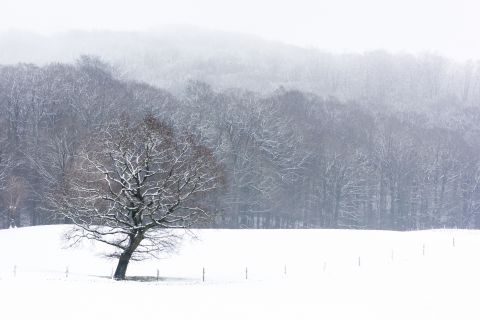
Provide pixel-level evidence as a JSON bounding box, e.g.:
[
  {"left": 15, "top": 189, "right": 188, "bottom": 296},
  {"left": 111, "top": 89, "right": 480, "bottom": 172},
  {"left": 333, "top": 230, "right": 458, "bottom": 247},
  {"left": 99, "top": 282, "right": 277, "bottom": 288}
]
[{"left": 2, "top": 0, "right": 479, "bottom": 61}]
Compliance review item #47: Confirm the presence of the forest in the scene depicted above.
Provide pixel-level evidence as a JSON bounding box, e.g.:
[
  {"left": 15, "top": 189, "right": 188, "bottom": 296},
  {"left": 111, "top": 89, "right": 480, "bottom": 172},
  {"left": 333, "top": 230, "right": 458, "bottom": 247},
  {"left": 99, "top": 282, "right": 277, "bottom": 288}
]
[{"left": 2, "top": 31, "right": 480, "bottom": 231}]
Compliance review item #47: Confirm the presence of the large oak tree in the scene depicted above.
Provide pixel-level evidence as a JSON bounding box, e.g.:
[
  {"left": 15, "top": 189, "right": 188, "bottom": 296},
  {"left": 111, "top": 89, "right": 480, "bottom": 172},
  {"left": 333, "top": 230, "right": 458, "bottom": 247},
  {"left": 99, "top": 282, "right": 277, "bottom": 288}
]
[{"left": 55, "top": 116, "right": 222, "bottom": 280}]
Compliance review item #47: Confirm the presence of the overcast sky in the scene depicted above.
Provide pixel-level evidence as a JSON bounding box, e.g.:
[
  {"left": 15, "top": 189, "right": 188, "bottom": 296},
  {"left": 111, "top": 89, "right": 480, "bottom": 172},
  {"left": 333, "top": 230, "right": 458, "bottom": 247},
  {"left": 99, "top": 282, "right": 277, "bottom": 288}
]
[{"left": 1, "top": 0, "right": 479, "bottom": 61}]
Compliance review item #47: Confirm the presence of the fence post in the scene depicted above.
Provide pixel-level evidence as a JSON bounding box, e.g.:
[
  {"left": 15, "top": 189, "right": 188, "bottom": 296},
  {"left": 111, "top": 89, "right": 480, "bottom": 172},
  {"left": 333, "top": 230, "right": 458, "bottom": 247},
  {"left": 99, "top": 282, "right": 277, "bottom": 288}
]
[
  {"left": 156, "top": 269, "right": 159, "bottom": 281},
  {"left": 422, "top": 244, "right": 425, "bottom": 256},
  {"left": 358, "top": 256, "right": 361, "bottom": 267},
  {"left": 245, "top": 267, "right": 248, "bottom": 280},
  {"left": 391, "top": 250, "right": 394, "bottom": 262},
  {"left": 66, "top": 266, "right": 69, "bottom": 278},
  {"left": 453, "top": 237, "right": 455, "bottom": 247},
  {"left": 284, "top": 264, "right": 287, "bottom": 277},
  {"left": 202, "top": 267, "right": 205, "bottom": 282}
]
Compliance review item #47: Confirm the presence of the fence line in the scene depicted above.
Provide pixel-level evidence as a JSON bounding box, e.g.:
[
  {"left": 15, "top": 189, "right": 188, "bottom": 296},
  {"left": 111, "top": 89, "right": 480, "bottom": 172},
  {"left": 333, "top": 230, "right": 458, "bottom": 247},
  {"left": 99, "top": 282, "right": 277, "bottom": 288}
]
[{"left": 0, "top": 236, "right": 461, "bottom": 282}]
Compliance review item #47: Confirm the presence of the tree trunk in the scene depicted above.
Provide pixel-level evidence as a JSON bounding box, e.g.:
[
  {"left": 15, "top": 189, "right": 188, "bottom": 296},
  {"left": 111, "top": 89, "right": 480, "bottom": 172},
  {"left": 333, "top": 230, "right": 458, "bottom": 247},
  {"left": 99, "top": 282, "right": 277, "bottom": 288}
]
[
  {"left": 332, "top": 190, "right": 341, "bottom": 228},
  {"left": 114, "top": 252, "right": 132, "bottom": 280},
  {"left": 113, "top": 233, "right": 144, "bottom": 280}
]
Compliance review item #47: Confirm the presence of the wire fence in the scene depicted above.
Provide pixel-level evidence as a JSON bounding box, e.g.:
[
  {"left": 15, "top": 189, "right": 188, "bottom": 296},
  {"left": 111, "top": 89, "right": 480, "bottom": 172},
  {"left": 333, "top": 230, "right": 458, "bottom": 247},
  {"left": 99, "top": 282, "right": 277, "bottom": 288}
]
[{"left": 0, "top": 235, "right": 463, "bottom": 283}]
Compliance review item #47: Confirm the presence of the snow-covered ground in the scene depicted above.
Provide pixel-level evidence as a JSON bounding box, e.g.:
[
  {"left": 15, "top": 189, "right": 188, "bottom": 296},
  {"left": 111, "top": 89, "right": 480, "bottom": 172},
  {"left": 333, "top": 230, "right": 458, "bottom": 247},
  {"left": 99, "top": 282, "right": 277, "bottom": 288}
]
[{"left": 1, "top": 225, "right": 479, "bottom": 319}]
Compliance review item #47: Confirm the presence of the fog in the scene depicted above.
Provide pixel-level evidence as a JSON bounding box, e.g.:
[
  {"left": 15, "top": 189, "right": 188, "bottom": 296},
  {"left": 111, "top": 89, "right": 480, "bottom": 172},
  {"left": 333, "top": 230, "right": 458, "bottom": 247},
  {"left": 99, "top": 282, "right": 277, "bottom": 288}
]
[{"left": 2, "top": 0, "right": 480, "bottom": 60}]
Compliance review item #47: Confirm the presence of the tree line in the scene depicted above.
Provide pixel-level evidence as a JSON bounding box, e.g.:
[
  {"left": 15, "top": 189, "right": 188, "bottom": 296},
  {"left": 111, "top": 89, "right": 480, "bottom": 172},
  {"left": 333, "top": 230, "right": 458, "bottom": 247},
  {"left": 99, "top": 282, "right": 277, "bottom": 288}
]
[{"left": 1, "top": 56, "right": 480, "bottom": 231}]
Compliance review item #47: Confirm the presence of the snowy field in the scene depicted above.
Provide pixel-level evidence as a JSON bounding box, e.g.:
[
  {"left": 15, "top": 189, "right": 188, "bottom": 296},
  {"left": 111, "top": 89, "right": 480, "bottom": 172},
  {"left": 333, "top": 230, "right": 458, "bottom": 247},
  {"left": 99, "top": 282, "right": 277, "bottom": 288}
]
[{"left": 1, "top": 226, "right": 480, "bottom": 320}]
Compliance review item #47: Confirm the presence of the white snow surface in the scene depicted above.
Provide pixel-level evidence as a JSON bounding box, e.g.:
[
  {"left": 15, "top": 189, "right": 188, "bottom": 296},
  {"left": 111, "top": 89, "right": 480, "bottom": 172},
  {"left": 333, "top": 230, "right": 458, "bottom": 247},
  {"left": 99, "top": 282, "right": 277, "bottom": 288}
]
[{"left": 1, "top": 225, "right": 479, "bottom": 319}]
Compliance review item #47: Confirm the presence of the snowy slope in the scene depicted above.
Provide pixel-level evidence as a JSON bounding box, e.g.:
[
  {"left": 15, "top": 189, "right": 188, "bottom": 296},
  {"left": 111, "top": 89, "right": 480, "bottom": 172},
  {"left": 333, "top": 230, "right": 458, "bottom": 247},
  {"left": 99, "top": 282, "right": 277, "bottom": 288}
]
[{"left": 0, "top": 226, "right": 479, "bottom": 320}]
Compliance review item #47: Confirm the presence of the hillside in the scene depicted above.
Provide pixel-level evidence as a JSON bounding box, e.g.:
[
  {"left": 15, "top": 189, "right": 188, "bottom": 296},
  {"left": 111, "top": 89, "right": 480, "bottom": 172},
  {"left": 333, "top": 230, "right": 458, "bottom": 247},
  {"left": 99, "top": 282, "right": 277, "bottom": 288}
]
[
  {"left": 1, "top": 28, "right": 479, "bottom": 112},
  {"left": 0, "top": 226, "right": 479, "bottom": 319}
]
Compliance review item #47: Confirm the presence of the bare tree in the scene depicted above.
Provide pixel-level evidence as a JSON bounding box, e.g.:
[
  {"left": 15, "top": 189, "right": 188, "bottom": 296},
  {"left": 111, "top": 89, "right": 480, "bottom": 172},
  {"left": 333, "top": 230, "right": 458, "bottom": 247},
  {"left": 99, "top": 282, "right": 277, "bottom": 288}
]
[
  {"left": 0, "top": 131, "right": 12, "bottom": 227},
  {"left": 4, "top": 176, "right": 25, "bottom": 228},
  {"left": 0, "top": 145, "right": 9, "bottom": 190},
  {"left": 54, "top": 116, "right": 222, "bottom": 280}
]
